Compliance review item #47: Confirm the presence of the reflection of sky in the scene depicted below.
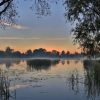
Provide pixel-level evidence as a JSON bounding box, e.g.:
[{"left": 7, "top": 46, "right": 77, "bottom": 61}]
[
  {"left": 0, "top": 0, "right": 80, "bottom": 53},
  {"left": 0, "top": 59, "right": 84, "bottom": 98}
]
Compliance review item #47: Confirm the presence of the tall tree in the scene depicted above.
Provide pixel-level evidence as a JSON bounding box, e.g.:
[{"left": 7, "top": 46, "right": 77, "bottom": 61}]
[
  {"left": 0, "top": 0, "right": 51, "bottom": 25},
  {"left": 0, "top": 0, "right": 17, "bottom": 25},
  {"left": 64, "top": 0, "right": 100, "bottom": 56}
]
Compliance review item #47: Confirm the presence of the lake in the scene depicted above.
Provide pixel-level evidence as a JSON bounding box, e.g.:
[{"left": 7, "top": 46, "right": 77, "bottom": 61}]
[{"left": 0, "top": 58, "right": 100, "bottom": 100}]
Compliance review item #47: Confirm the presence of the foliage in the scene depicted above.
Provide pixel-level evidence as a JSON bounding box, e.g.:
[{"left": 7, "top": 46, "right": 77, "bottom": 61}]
[
  {"left": 64, "top": 0, "right": 100, "bottom": 56},
  {"left": 0, "top": 0, "right": 55, "bottom": 25},
  {"left": 0, "top": 47, "right": 81, "bottom": 58},
  {"left": 0, "top": 0, "right": 17, "bottom": 27}
]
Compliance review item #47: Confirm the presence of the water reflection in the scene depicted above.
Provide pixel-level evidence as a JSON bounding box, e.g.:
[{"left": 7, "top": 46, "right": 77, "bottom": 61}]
[
  {"left": 61, "top": 60, "right": 65, "bottom": 65},
  {"left": 26, "top": 59, "right": 60, "bottom": 71},
  {"left": 0, "top": 59, "right": 60, "bottom": 71},
  {"left": 0, "top": 59, "right": 100, "bottom": 100},
  {"left": 68, "top": 69, "right": 80, "bottom": 94},
  {"left": 84, "top": 60, "right": 100, "bottom": 100},
  {"left": 66, "top": 60, "right": 70, "bottom": 65},
  {"left": 68, "top": 60, "right": 100, "bottom": 100},
  {"left": 0, "top": 59, "right": 21, "bottom": 69},
  {"left": 0, "top": 70, "right": 16, "bottom": 100}
]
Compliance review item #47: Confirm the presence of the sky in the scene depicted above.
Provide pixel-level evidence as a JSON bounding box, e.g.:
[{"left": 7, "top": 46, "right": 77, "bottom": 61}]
[{"left": 0, "top": 0, "right": 81, "bottom": 53}]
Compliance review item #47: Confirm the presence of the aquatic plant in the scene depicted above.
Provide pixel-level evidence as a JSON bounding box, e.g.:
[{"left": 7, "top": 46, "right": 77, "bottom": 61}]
[{"left": 0, "top": 69, "right": 10, "bottom": 100}]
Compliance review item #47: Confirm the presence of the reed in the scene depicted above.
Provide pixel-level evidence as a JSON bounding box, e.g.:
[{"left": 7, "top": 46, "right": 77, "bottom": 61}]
[{"left": 0, "top": 69, "right": 10, "bottom": 100}]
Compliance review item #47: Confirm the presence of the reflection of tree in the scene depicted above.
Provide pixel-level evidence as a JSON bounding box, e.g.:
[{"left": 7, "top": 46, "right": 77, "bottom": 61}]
[
  {"left": 27, "top": 59, "right": 60, "bottom": 71},
  {"left": 66, "top": 60, "right": 70, "bottom": 65},
  {"left": 0, "top": 70, "right": 9, "bottom": 100},
  {"left": 84, "top": 60, "right": 100, "bottom": 100},
  {"left": 61, "top": 60, "right": 65, "bottom": 65},
  {"left": 0, "top": 59, "right": 60, "bottom": 71},
  {"left": 5, "top": 62, "right": 12, "bottom": 69},
  {"left": 74, "top": 60, "right": 79, "bottom": 64},
  {"left": 0, "top": 69, "right": 16, "bottom": 100},
  {"left": 0, "top": 60, "right": 21, "bottom": 69},
  {"left": 68, "top": 60, "right": 100, "bottom": 100},
  {"left": 68, "top": 69, "right": 79, "bottom": 94}
]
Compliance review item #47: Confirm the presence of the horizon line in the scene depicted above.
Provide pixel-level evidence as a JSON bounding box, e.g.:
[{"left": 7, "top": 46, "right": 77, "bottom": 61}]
[{"left": 0, "top": 47, "right": 81, "bottom": 54}]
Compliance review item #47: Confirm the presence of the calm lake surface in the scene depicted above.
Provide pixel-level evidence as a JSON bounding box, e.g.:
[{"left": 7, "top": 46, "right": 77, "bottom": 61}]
[{"left": 0, "top": 58, "right": 100, "bottom": 100}]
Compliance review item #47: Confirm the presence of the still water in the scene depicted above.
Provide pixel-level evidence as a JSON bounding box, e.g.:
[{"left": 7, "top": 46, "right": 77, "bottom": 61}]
[{"left": 0, "top": 58, "right": 100, "bottom": 100}]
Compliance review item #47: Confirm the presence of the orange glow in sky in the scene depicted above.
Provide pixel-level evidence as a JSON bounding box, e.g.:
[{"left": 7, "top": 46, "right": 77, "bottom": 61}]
[{"left": 0, "top": 1, "right": 80, "bottom": 53}]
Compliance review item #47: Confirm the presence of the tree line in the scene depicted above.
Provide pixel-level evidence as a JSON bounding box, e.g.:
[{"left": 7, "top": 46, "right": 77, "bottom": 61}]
[{"left": 0, "top": 47, "right": 82, "bottom": 58}]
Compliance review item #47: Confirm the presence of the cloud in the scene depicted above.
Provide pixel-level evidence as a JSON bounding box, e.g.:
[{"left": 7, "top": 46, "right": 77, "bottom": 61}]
[
  {"left": 0, "top": 20, "right": 28, "bottom": 30},
  {"left": 46, "top": 37, "right": 67, "bottom": 41},
  {"left": 0, "top": 37, "right": 40, "bottom": 40},
  {"left": 0, "top": 36, "right": 67, "bottom": 41}
]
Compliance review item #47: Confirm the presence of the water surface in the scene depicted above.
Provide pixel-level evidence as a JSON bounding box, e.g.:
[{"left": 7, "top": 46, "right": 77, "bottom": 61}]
[{"left": 0, "top": 59, "right": 100, "bottom": 100}]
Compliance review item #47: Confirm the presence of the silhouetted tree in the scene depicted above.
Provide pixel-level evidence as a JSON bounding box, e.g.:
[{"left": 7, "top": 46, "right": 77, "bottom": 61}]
[
  {"left": 66, "top": 51, "right": 70, "bottom": 55},
  {"left": 51, "top": 50, "right": 60, "bottom": 58},
  {"left": 5, "top": 47, "right": 13, "bottom": 53},
  {"left": 61, "top": 50, "right": 66, "bottom": 58},
  {"left": 5, "top": 47, "right": 14, "bottom": 57},
  {"left": 0, "top": 50, "right": 5, "bottom": 57},
  {"left": 0, "top": 47, "right": 82, "bottom": 58},
  {"left": 26, "top": 49, "right": 33, "bottom": 57},
  {"left": 65, "top": 0, "right": 100, "bottom": 57},
  {"left": 33, "top": 48, "right": 47, "bottom": 57},
  {"left": 0, "top": 0, "right": 17, "bottom": 27},
  {"left": 0, "top": 0, "right": 52, "bottom": 26},
  {"left": 13, "top": 51, "right": 21, "bottom": 58}
]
